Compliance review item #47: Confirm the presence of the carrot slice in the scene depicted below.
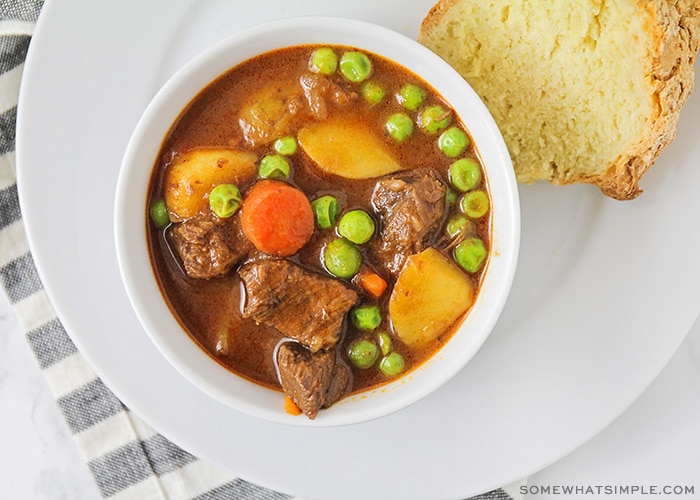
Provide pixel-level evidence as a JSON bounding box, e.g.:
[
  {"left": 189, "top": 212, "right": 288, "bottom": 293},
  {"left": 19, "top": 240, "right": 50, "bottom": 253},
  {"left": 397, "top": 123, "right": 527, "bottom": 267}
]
[
  {"left": 284, "top": 395, "right": 302, "bottom": 416},
  {"left": 359, "top": 271, "right": 388, "bottom": 299},
  {"left": 241, "top": 180, "right": 315, "bottom": 256}
]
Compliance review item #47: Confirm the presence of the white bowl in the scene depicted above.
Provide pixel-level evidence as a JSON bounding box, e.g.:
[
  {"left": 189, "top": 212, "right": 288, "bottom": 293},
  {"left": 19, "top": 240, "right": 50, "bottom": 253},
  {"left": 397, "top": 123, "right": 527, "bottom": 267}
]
[{"left": 114, "top": 16, "right": 520, "bottom": 426}]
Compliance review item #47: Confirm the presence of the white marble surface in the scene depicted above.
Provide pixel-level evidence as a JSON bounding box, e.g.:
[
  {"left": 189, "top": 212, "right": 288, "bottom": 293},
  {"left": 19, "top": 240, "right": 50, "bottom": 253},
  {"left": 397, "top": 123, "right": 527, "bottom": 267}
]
[
  {"left": 0, "top": 285, "right": 100, "bottom": 499},
  {"left": 1, "top": 281, "right": 699, "bottom": 499}
]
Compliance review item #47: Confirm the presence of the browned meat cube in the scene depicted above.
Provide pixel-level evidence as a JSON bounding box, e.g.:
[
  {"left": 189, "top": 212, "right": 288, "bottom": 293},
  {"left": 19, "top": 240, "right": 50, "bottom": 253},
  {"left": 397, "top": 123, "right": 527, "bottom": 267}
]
[
  {"left": 277, "top": 342, "right": 350, "bottom": 419},
  {"left": 168, "top": 210, "right": 252, "bottom": 280},
  {"left": 239, "top": 259, "right": 359, "bottom": 352},
  {"left": 370, "top": 169, "right": 447, "bottom": 276}
]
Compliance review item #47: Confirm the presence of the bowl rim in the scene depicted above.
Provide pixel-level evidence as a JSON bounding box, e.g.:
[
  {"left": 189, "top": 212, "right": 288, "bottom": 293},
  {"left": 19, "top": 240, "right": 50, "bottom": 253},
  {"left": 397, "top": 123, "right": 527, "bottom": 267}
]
[{"left": 114, "top": 15, "right": 520, "bottom": 427}]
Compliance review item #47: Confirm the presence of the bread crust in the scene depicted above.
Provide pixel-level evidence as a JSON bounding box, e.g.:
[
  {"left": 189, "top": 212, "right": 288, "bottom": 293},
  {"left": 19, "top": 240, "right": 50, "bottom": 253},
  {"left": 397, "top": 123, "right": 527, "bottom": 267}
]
[{"left": 420, "top": 0, "right": 700, "bottom": 200}]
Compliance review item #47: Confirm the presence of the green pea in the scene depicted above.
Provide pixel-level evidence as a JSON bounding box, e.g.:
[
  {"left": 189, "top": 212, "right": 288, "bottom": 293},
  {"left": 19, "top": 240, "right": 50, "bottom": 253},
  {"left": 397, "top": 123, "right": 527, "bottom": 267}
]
[
  {"left": 348, "top": 339, "right": 379, "bottom": 369},
  {"left": 323, "top": 238, "right": 362, "bottom": 279},
  {"left": 311, "top": 195, "right": 339, "bottom": 229},
  {"left": 397, "top": 83, "right": 426, "bottom": 111},
  {"left": 385, "top": 113, "right": 414, "bottom": 142},
  {"left": 273, "top": 136, "right": 298, "bottom": 156},
  {"left": 259, "top": 154, "right": 291, "bottom": 179},
  {"left": 460, "top": 189, "right": 490, "bottom": 219},
  {"left": 338, "top": 209, "right": 375, "bottom": 244},
  {"left": 445, "top": 188, "right": 458, "bottom": 205},
  {"left": 351, "top": 304, "right": 382, "bottom": 331},
  {"left": 438, "top": 127, "right": 469, "bottom": 158},
  {"left": 377, "top": 332, "right": 392, "bottom": 356},
  {"left": 379, "top": 352, "right": 405, "bottom": 376},
  {"left": 339, "top": 51, "right": 373, "bottom": 82},
  {"left": 417, "top": 105, "right": 452, "bottom": 134},
  {"left": 149, "top": 198, "right": 170, "bottom": 228},
  {"left": 454, "top": 237, "right": 488, "bottom": 273},
  {"left": 449, "top": 158, "right": 482, "bottom": 192},
  {"left": 362, "top": 81, "right": 386, "bottom": 105},
  {"left": 309, "top": 47, "right": 338, "bottom": 75},
  {"left": 445, "top": 214, "right": 475, "bottom": 239},
  {"left": 208, "top": 184, "right": 242, "bottom": 219}
]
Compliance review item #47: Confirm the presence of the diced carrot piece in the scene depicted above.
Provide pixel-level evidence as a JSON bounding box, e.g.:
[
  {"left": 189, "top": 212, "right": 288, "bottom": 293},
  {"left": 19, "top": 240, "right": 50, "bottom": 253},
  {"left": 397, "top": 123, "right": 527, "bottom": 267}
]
[
  {"left": 240, "top": 180, "right": 315, "bottom": 256},
  {"left": 360, "top": 271, "right": 388, "bottom": 299},
  {"left": 284, "top": 395, "right": 302, "bottom": 416}
]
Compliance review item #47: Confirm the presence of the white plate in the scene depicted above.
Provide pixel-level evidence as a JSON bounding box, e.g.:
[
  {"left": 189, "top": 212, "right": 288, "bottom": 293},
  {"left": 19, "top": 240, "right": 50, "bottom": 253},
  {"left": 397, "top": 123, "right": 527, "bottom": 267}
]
[{"left": 16, "top": 1, "right": 700, "bottom": 499}]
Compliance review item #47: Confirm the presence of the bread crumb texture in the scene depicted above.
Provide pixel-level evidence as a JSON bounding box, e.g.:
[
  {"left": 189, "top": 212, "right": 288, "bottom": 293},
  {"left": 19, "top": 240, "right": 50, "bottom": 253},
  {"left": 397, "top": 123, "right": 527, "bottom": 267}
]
[{"left": 420, "top": 0, "right": 700, "bottom": 199}]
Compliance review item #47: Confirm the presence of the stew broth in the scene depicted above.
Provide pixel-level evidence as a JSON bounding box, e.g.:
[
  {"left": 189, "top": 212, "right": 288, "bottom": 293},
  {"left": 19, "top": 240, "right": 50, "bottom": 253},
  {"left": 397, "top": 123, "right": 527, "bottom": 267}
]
[{"left": 147, "top": 44, "right": 491, "bottom": 417}]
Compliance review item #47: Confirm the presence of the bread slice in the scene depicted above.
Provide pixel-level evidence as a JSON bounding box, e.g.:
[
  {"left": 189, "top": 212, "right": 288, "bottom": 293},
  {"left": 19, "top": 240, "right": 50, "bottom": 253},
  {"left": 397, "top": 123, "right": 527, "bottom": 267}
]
[{"left": 419, "top": 0, "right": 700, "bottom": 199}]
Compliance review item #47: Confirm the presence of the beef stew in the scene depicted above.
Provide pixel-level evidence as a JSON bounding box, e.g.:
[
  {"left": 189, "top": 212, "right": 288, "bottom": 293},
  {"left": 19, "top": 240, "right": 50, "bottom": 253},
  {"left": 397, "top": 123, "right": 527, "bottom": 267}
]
[{"left": 147, "top": 44, "right": 492, "bottom": 419}]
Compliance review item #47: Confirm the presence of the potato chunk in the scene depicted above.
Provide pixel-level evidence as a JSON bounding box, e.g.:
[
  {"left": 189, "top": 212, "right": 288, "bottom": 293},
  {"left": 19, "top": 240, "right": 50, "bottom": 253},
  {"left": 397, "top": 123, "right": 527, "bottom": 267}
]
[
  {"left": 164, "top": 148, "right": 257, "bottom": 220},
  {"left": 389, "top": 247, "right": 474, "bottom": 347},
  {"left": 238, "top": 82, "right": 300, "bottom": 147},
  {"left": 298, "top": 116, "right": 402, "bottom": 179}
]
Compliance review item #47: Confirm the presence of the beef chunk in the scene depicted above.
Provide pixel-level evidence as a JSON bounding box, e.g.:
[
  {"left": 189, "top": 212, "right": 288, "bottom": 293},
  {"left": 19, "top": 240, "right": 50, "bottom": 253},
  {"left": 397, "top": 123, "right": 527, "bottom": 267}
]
[
  {"left": 168, "top": 210, "right": 252, "bottom": 280},
  {"left": 371, "top": 169, "right": 447, "bottom": 276},
  {"left": 239, "top": 259, "right": 359, "bottom": 352},
  {"left": 323, "top": 358, "right": 351, "bottom": 407},
  {"left": 299, "top": 72, "right": 357, "bottom": 120},
  {"left": 277, "top": 343, "right": 350, "bottom": 419}
]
